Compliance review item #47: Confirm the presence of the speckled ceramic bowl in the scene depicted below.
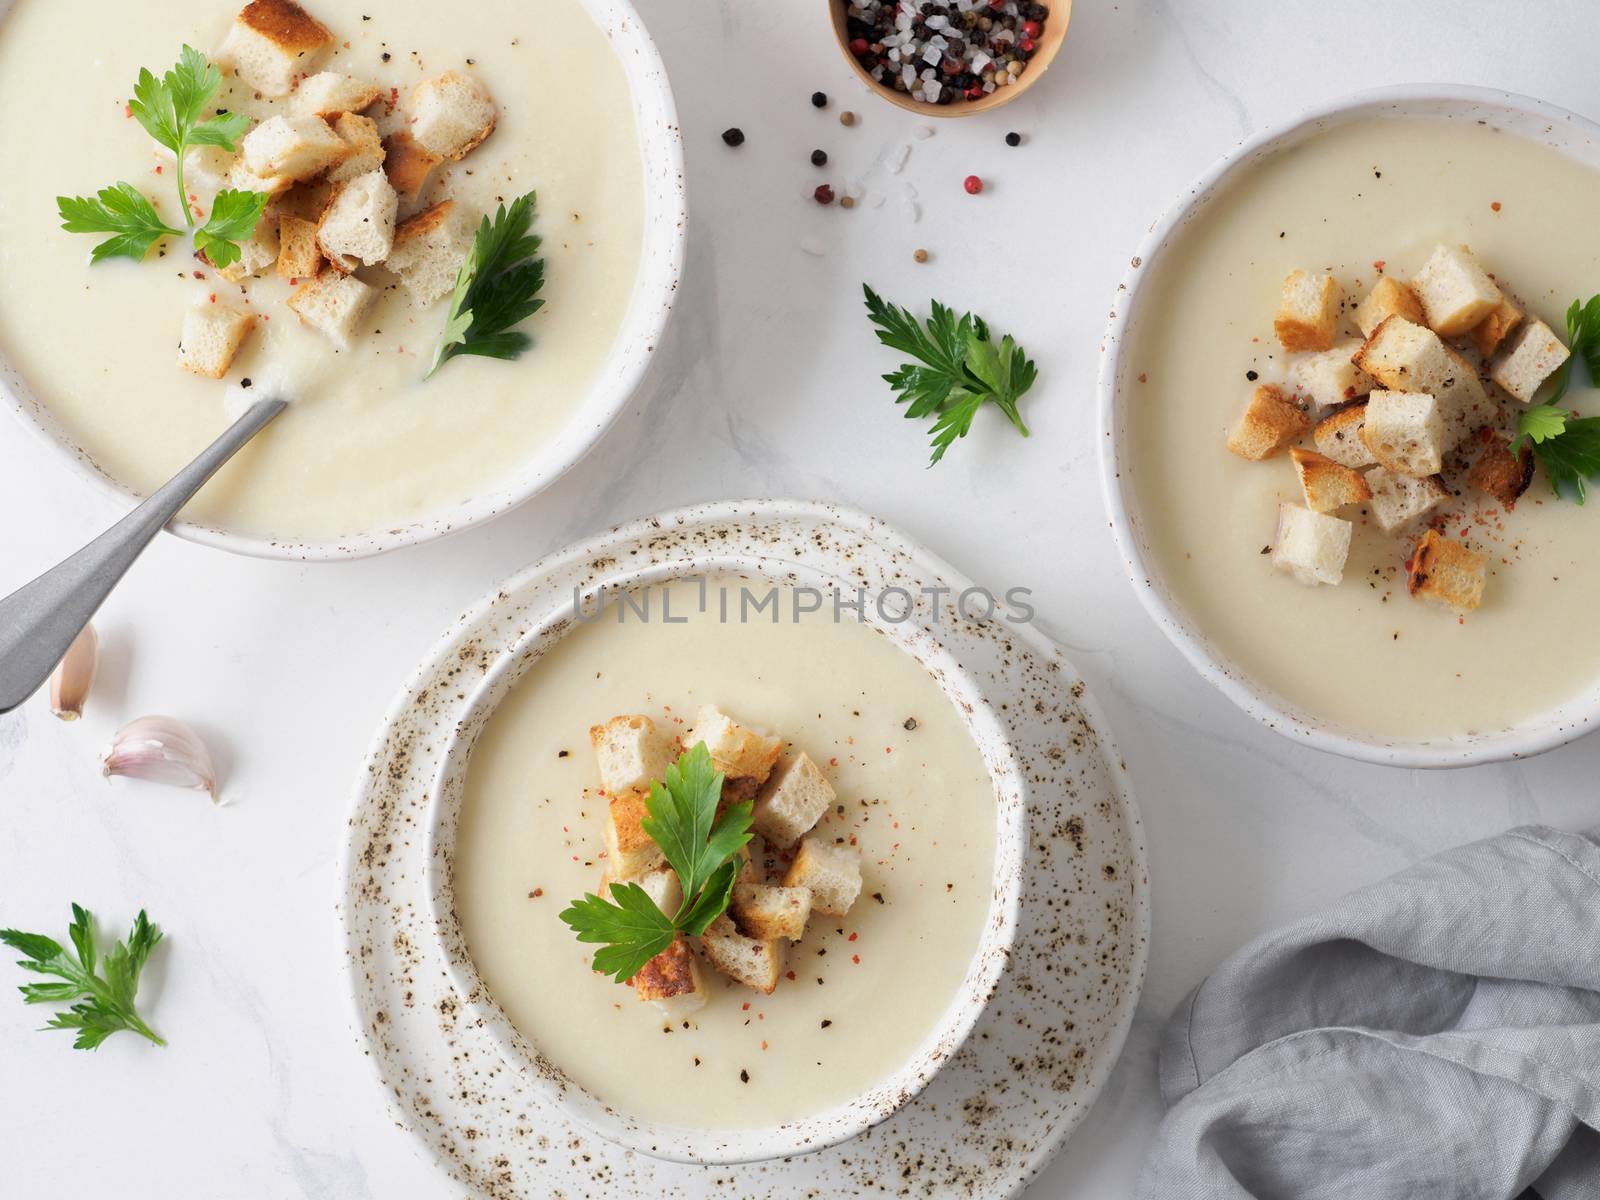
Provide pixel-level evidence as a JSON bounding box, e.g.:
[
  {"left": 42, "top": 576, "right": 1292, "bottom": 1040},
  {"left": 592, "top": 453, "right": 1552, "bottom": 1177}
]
[
  {"left": 0, "top": 0, "right": 685, "bottom": 562},
  {"left": 1099, "top": 85, "right": 1600, "bottom": 769},
  {"left": 418, "top": 514, "right": 1027, "bottom": 1164}
]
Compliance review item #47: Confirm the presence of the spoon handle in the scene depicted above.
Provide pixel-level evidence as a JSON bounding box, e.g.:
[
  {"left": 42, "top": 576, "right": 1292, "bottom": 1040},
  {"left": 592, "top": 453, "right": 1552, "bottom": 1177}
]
[{"left": 0, "top": 398, "right": 287, "bottom": 714}]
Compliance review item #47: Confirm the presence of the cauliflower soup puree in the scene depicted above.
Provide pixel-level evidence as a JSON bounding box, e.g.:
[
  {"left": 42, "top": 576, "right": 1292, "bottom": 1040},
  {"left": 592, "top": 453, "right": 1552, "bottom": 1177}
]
[
  {"left": 0, "top": 0, "right": 643, "bottom": 540},
  {"left": 453, "top": 578, "right": 998, "bottom": 1130},
  {"left": 1128, "top": 117, "right": 1600, "bottom": 741}
]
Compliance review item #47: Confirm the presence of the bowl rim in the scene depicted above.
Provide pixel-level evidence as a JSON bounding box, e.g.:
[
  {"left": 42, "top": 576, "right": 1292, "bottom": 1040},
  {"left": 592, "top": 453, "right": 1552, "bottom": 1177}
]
[
  {"left": 827, "top": 0, "right": 1073, "bottom": 118},
  {"left": 414, "top": 506, "right": 1028, "bottom": 1164},
  {"left": 1096, "top": 84, "right": 1600, "bottom": 769},
  {"left": 0, "top": 0, "right": 687, "bottom": 562}
]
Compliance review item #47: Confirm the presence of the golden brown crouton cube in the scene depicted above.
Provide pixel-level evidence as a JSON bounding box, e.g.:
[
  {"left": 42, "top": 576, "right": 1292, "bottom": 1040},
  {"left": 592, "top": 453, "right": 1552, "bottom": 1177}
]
[
  {"left": 1289, "top": 447, "right": 1371, "bottom": 513},
  {"left": 1471, "top": 296, "right": 1524, "bottom": 359},
  {"left": 590, "top": 714, "right": 677, "bottom": 795},
  {"left": 1412, "top": 244, "right": 1503, "bottom": 338},
  {"left": 603, "top": 789, "right": 664, "bottom": 880},
  {"left": 1355, "top": 276, "right": 1425, "bottom": 339},
  {"left": 699, "top": 915, "right": 781, "bottom": 994},
  {"left": 752, "top": 753, "right": 835, "bottom": 847},
  {"left": 276, "top": 214, "right": 323, "bottom": 280},
  {"left": 1313, "top": 402, "right": 1377, "bottom": 469},
  {"left": 177, "top": 302, "right": 255, "bottom": 379},
  {"left": 1226, "top": 384, "right": 1312, "bottom": 461},
  {"left": 783, "top": 837, "right": 862, "bottom": 917},
  {"left": 382, "top": 130, "right": 442, "bottom": 201},
  {"left": 684, "top": 706, "right": 782, "bottom": 785},
  {"left": 631, "top": 937, "right": 707, "bottom": 1016},
  {"left": 1407, "top": 529, "right": 1487, "bottom": 613},
  {"left": 1467, "top": 431, "right": 1534, "bottom": 509},
  {"left": 216, "top": 0, "right": 333, "bottom": 98},
  {"left": 731, "top": 883, "right": 812, "bottom": 942},
  {"left": 1274, "top": 270, "right": 1342, "bottom": 352}
]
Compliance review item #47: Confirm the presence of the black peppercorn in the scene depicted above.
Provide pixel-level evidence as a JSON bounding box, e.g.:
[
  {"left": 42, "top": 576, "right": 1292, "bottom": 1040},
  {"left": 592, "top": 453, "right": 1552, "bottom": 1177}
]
[
  {"left": 721, "top": 127, "right": 744, "bottom": 147},
  {"left": 1005, "top": 131, "right": 1021, "bottom": 147},
  {"left": 811, "top": 91, "right": 828, "bottom": 108},
  {"left": 811, "top": 148, "right": 827, "bottom": 166}
]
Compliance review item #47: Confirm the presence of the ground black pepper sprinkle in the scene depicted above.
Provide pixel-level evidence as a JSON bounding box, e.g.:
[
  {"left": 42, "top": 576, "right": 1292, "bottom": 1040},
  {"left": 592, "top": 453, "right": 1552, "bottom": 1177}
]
[
  {"left": 721, "top": 127, "right": 745, "bottom": 147},
  {"left": 811, "top": 148, "right": 828, "bottom": 166},
  {"left": 811, "top": 90, "right": 829, "bottom": 108},
  {"left": 1246, "top": 370, "right": 1259, "bottom": 381},
  {"left": 739, "top": 1068, "right": 750, "bottom": 1083},
  {"left": 903, "top": 716, "right": 918, "bottom": 730},
  {"left": 821, "top": 1019, "right": 833, "bottom": 1028}
]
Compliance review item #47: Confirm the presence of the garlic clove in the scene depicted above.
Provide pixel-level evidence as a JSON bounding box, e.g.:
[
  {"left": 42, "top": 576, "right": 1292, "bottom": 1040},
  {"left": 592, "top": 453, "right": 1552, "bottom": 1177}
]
[
  {"left": 102, "top": 716, "right": 216, "bottom": 799},
  {"left": 49, "top": 624, "right": 99, "bottom": 721}
]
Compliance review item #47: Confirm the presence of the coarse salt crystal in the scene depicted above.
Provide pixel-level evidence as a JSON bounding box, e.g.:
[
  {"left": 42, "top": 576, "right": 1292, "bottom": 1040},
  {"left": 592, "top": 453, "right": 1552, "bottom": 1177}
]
[
  {"left": 883, "top": 141, "right": 911, "bottom": 172},
  {"left": 799, "top": 237, "right": 825, "bottom": 257},
  {"left": 901, "top": 198, "right": 920, "bottom": 223},
  {"left": 901, "top": 64, "right": 917, "bottom": 87},
  {"left": 913, "top": 126, "right": 934, "bottom": 140},
  {"left": 921, "top": 43, "right": 942, "bottom": 65}
]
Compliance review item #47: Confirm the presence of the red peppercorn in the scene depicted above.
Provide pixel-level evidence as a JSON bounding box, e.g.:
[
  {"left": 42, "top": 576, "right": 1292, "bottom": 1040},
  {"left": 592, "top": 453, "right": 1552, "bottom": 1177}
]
[
  {"left": 963, "top": 175, "right": 983, "bottom": 195},
  {"left": 849, "top": 36, "right": 869, "bottom": 55},
  {"left": 942, "top": 57, "right": 962, "bottom": 74},
  {"left": 1020, "top": 37, "right": 1036, "bottom": 52},
  {"left": 1023, "top": 19, "right": 1042, "bottom": 37},
  {"left": 964, "top": 83, "right": 984, "bottom": 100},
  {"left": 814, "top": 183, "right": 835, "bottom": 205}
]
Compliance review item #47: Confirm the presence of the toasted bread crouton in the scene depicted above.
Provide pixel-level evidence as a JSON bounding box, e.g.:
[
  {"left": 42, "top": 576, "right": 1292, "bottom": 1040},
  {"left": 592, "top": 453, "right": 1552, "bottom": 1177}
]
[
  {"left": 294, "top": 72, "right": 382, "bottom": 118},
  {"left": 1226, "top": 383, "right": 1312, "bottom": 461},
  {"left": 1354, "top": 317, "right": 1493, "bottom": 451},
  {"left": 1468, "top": 430, "right": 1534, "bottom": 509},
  {"left": 700, "top": 915, "right": 781, "bottom": 994},
  {"left": 635, "top": 868, "right": 682, "bottom": 917},
  {"left": 215, "top": 215, "right": 280, "bottom": 282},
  {"left": 408, "top": 71, "right": 497, "bottom": 160},
  {"left": 1289, "top": 447, "right": 1371, "bottom": 513},
  {"left": 751, "top": 753, "right": 834, "bottom": 848},
  {"left": 590, "top": 714, "right": 677, "bottom": 795},
  {"left": 382, "top": 130, "right": 441, "bottom": 201},
  {"left": 242, "top": 114, "right": 349, "bottom": 184},
  {"left": 177, "top": 302, "right": 255, "bottom": 379},
  {"left": 783, "top": 837, "right": 862, "bottom": 917},
  {"left": 1355, "top": 276, "right": 1424, "bottom": 339},
  {"left": 385, "top": 201, "right": 473, "bottom": 307},
  {"left": 272, "top": 178, "right": 335, "bottom": 222},
  {"left": 1288, "top": 341, "right": 1374, "bottom": 410},
  {"left": 217, "top": 0, "right": 333, "bottom": 97},
  {"left": 228, "top": 156, "right": 294, "bottom": 198},
  {"left": 316, "top": 170, "right": 397, "bottom": 271},
  {"left": 1490, "top": 319, "right": 1571, "bottom": 405},
  {"left": 1407, "top": 529, "right": 1486, "bottom": 613},
  {"left": 601, "top": 789, "right": 664, "bottom": 880},
  {"left": 157, "top": 143, "right": 235, "bottom": 196},
  {"left": 685, "top": 707, "right": 782, "bottom": 785},
  {"left": 1411, "top": 244, "right": 1503, "bottom": 337},
  {"left": 631, "top": 937, "right": 707, "bottom": 1016},
  {"left": 1270, "top": 503, "right": 1351, "bottom": 587},
  {"left": 1362, "top": 390, "right": 1445, "bottom": 477},
  {"left": 276, "top": 214, "right": 323, "bottom": 279},
  {"left": 1313, "top": 403, "right": 1377, "bottom": 469},
  {"left": 731, "top": 883, "right": 812, "bottom": 942},
  {"left": 326, "top": 113, "right": 385, "bottom": 184},
  {"left": 1274, "top": 270, "right": 1342, "bottom": 352},
  {"left": 1471, "top": 296, "right": 1524, "bottom": 359},
  {"left": 285, "top": 272, "right": 375, "bottom": 348},
  {"left": 1365, "top": 467, "right": 1448, "bottom": 535}
]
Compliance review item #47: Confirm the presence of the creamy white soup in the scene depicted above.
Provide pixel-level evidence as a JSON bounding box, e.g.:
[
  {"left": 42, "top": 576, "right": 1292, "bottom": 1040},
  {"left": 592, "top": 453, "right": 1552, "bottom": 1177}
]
[
  {"left": 453, "top": 579, "right": 998, "bottom": 1131},
  {"left": 1128, "top": 117, "right": 1600, "bottom": 740},
  {"left": 0, "top": 0, "right": 642, "bottom": 540}
]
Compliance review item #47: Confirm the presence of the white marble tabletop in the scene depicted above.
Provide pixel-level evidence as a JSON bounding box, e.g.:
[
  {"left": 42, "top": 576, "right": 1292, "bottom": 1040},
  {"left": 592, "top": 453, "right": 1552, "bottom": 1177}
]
[{"left": 4, "top": 0, "right": 1600, "bottom": 1195}]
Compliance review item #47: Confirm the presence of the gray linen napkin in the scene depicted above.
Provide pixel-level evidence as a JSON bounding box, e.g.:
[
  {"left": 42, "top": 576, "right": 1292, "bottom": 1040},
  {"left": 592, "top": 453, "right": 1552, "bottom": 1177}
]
[{"left": 1139, "top": 825, "right": 1600, "bottom": 1199}]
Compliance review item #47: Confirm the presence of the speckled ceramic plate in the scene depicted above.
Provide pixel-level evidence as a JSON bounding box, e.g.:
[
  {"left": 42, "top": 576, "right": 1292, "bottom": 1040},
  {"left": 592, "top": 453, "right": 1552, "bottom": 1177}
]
[{"left": 340, "top": 500, "right": 1149, "bottom": 1197}]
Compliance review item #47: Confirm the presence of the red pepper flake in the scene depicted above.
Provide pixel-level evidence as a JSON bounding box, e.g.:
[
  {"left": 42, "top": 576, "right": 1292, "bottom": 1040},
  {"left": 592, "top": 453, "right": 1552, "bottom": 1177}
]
[
  {"left": 741, "top": 1001, "right": 750, "bottom": 1011},
  {"left": 847, "top": 932, "right": 858, "bottom": 942},
  {"left": 1491, "top": 201, "right": 1502, "bottom": 212},
  {"left": 785, "top": 970, "right": 796, "bottom": 981},
  {"left": 1137, "top": 372, "right": 1148, "bottom": 383},
  {"left": 851, "top": 954, "right": 861, "bottom": 964},
  {"left": 760, "top": 1040, "right": 768, "bottom": 1051},
  {"left": 208, "top": 293, "right": 217, "bottom": 303},
  {"left": 124, "top": 103, "right": 132, "bottom": 118},
  {"left": 528, "top": 888, "right": 543, "bottom": 898},
  {"left": 884, "top": 746, "right": 892, "bottom": 754},
  {"left": 154, "top": 165, "right": 163, "bottom": 174},
  {"left": 288, "top": 278, "right": 300, "bottom": 286},
  {"left": 1373, "top": 259, "right": 1386, "bottom": 273},
  {"left": 829, "top": 757, "right": 838, "bottom": 766},
  {"left": 193, "top": 271, "right": 206, "bottom": 280}
]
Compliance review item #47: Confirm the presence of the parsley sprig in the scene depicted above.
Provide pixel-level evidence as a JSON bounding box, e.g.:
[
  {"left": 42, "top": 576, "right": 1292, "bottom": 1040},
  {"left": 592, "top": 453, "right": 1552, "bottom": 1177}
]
[
  {"left": 56, "top": 46, "right": 267, "bottom": 267},
  {"left": 1, "top": 904, "right": 165, "bottom": 1050},
  {"left": 427, "top": 191, "right": 547, "bottom": 378},
  {"left": 1507, "top": 295, "right": 1600, "bottom": 503},
  {"left": 559, "top": 743, "right": 753, "bottom": 984},
  {"left": 863, "top": 284, "right": 1038, "bottom": 465}
]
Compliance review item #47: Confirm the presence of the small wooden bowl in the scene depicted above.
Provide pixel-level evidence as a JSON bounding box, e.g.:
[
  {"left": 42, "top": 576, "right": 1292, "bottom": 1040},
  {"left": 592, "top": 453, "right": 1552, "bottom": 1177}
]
[{"left": 828, "top": 0, "right": 1072, "bottom": 117}]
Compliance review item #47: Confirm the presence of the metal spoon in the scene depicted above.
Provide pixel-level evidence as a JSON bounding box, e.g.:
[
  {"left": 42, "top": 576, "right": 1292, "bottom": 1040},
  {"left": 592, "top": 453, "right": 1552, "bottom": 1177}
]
[{"left": 0, "top": 397, "right": 287, "bottom": 714}]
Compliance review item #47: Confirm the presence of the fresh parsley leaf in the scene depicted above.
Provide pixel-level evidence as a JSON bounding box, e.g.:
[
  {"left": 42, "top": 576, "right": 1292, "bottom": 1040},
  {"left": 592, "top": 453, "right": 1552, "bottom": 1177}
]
[
  {"left": 558, "top": 884, "right": 676, "bottom": 984},
  {"left": 864, "top": 284, "right": 1037, "bottom": 465},
  {"left": 1, "top": 904, "right": 165, "bottom": 1049},
  {"left": 559, "top": 743, "right": 753, "bottom": 982},
  {"left": 194, "top": 188, "right": 271, "bottom": 269},
  {"left": 427, "top": 191, "right": 546, "bottom": 378},
  {"left": 1551, "top": 294, "right": 1600, "bottom": 405},
  {"left": 56, "top": 185, "right": 182, "bottom": 263},
  {"left": 129, "top": 46, "right": 246, "bottom": 227},
  {"left": 1526, "top": 414, "right": 1600, "bottom": 503}
]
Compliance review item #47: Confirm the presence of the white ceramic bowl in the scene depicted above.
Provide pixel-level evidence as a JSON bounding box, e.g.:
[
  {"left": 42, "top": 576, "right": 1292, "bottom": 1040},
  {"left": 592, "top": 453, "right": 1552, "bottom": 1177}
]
[
  {"left": 0, "top": 0, "right": 685, "bottom": 561},
  {"left": 1098, "top": 86, "right": 1600, "bottom": 769},
  {"left": 417, "top": 504, "right": 1028, "bottom": 1164}
]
